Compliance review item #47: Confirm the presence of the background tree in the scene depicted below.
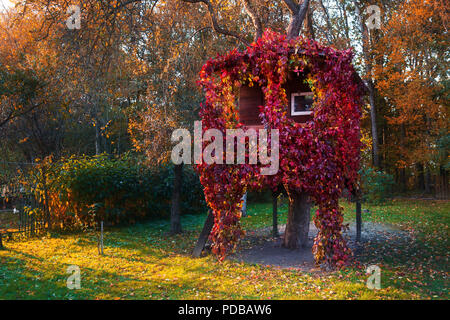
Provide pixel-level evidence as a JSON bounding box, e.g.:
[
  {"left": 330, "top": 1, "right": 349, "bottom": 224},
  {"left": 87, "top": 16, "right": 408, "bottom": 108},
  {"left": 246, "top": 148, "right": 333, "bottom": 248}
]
[
  {"left": 372, "top": 0, "right": 448, "bottom": 194},
  {"left": 1, "top": 0, "right": 447, "bottom": 247}
]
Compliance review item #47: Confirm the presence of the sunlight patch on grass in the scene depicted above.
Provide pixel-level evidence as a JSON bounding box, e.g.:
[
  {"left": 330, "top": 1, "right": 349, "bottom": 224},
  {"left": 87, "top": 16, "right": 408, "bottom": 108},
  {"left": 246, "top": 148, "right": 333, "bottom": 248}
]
[{"left": 0, "top": 199, "right": 448, "bottom": 299}]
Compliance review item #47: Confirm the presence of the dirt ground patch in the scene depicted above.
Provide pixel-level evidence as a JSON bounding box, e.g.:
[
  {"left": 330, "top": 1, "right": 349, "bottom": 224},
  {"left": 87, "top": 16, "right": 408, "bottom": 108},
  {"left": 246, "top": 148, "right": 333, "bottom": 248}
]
[{"left": 230, "top": 221, "right": 411, "bottom": 271}]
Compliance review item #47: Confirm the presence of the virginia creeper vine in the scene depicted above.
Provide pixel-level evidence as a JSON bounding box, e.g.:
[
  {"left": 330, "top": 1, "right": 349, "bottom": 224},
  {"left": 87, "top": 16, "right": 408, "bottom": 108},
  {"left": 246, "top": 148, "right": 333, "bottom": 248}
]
[{"left": 196, "top": 30, "right": 364, "bottom": 268}]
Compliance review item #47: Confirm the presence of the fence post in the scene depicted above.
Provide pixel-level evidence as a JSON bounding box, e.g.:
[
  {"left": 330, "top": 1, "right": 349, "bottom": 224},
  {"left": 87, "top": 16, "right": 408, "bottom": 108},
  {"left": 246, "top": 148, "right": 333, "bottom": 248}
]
[
  {"left": 100, "top": 221, "right": 104, "bottom": 255},
  {"left": 23, "top": 208, "right": 27, "bottom": 235},
  {"left": 30, "top": 213, "right": 35, "bottom": 236},
  {"left": 17, "top": 208, "right": 21, "bottom": 233},
  {"left": 42, "top": 165, "right": 51, "bottom": 230}
]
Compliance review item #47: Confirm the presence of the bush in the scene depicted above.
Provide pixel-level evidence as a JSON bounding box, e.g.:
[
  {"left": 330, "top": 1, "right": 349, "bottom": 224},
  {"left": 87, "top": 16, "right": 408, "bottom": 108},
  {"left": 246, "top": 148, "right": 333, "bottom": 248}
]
[
  {"left": 26, "top": 155, "right": 206, "bottom": 230},
  {"left": 149, "top": 164, "right": 207, "bottom": 217},
  {"left": 360, "top": 167, "right": 395, "bottom": 203}
]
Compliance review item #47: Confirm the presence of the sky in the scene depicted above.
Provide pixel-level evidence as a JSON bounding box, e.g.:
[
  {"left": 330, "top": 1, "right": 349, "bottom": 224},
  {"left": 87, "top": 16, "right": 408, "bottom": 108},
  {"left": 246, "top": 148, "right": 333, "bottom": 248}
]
[{"left": 0, "top": 0, "right": 13, "bottom": 11}]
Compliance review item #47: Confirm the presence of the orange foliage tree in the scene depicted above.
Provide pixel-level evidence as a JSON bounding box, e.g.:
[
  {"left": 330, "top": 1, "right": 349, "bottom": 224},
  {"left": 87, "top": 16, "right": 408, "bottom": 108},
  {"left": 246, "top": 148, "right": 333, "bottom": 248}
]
[{"left": 372, "top": 0, "right": 448, "bottom": 189}]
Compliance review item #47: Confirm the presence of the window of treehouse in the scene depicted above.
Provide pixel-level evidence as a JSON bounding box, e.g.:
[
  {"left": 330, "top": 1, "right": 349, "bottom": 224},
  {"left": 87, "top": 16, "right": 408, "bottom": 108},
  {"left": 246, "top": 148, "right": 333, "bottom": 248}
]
[{"left": 291, "top": 92, "right": 314, "bottom": 116}]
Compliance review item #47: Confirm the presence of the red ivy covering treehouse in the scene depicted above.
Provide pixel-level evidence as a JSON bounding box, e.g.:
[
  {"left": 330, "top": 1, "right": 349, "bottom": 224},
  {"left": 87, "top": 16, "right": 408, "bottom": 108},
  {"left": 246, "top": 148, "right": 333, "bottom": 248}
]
[{"left": 196, "top": 30, "right": 364, "bottom": 267}]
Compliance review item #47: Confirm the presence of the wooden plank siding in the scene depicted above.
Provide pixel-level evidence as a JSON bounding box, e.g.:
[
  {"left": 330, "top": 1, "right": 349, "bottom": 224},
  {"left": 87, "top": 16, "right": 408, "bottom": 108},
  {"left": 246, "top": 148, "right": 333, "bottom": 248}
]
[{"left": 238, "top": 72, "right": 314, "bottom": 128}]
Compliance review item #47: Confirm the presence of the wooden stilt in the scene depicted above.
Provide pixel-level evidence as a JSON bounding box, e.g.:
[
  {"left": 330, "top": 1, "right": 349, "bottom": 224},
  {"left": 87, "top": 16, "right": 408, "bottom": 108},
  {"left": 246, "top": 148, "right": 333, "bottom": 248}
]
[
  {"left": 192, "top": 211, "right": 214, "bottom": 258},
  {"left": 272, "top": 192, "right": 279, "bottom": 237},
  {"left": 241, "top": 193, "right": 247, "bottom": 217},
  {"left": 356, "top": 200, "right": 362, "bottom": 242}
]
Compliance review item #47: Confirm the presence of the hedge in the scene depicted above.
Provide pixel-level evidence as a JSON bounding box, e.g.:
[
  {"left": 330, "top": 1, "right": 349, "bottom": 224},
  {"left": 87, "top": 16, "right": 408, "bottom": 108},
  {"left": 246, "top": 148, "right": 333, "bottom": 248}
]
[{"left": 26, "top": 155, "right": 206, "bottom": 230}]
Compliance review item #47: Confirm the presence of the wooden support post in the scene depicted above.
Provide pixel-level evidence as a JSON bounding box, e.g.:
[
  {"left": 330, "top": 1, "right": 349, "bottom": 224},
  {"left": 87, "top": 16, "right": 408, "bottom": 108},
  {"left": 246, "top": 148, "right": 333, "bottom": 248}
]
[
  {"left": 356, "top": 200, "right": 362, "bottom": 243},
  {"left": 241, "top": 192, "right": 247, "bottom": 217},
  {"left": 0, "top": 232, "right": 3, "bottom": 249},
  {"left": 192, "top": 211, "right": 214, "bottom": 258},
  {"left": 272, "top": 192, "right": 279, "bottom": 237}
]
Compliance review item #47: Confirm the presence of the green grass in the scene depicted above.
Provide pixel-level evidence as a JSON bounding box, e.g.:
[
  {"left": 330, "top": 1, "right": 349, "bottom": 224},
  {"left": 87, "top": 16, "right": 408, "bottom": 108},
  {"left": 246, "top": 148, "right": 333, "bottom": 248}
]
[{"left": 0, "top": 198, "right": 448, "bottom": 300}]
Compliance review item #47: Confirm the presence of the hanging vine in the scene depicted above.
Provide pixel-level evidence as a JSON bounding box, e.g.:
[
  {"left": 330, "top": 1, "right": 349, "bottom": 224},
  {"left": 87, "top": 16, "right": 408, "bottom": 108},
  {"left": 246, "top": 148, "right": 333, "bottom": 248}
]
[{"left": 196, "top": 30, "right": 364, "bottom": 268}]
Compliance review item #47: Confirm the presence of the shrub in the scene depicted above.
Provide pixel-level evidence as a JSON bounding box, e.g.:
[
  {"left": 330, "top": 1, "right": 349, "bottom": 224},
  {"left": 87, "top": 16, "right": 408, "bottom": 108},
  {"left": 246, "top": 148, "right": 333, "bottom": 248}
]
[
  {"left": 360, "top": 167, "right": 395, "bottom": 203},
  {"left": 148, "top": 164, "right": 207, "bottom": 217},
  {"left": 26, "top": 155, "right": 206, "bottom": 230}
]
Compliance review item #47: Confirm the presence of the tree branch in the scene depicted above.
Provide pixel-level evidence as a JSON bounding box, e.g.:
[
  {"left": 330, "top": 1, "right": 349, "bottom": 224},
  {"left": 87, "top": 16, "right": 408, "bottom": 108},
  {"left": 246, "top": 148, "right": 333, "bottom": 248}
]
[
  {"left": 286, "top": 0, "right": 310, "bottom": 39},
  {"left": 0, "top": 101, "right": 42, "bottom": 128},
  {"left": 242, "top": 0, "right": 263, "bottom": 41},
  {"left": 282, "top": 0, "right": 299, "bottom": 14},
  {"left": 182, "top": 0, "right": 249, "bottom": 45},
  {"left": 318, "top": 0, "right": 335, "bottom": 42},
  {"left": 305, "top": 5, "right": 315, "bottom": 39}
]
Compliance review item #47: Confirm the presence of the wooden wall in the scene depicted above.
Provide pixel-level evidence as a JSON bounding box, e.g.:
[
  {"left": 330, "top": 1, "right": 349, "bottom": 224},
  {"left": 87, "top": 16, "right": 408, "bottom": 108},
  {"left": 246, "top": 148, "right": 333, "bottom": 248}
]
[{"left": 238, "top": 72, "right": 313, "bottom": 127}]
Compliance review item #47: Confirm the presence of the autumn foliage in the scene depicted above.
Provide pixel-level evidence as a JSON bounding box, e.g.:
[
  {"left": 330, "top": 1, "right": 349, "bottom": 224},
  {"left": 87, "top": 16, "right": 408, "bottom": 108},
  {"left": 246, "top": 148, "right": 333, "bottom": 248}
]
[
  {"left": 196, "top": 30, "right": 364, "bottom": 267},
  {"left": 23, "top": 155, "right": 206, "bottom": 230},
  {"left": 372, "top": 0, "right": 448, "bottom": 175}
]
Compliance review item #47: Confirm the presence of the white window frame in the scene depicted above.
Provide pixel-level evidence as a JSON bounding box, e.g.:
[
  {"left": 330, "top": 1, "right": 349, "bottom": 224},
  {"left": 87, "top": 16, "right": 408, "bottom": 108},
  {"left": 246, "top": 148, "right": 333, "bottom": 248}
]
[{"left": 291, "top": 92, "right": 314, "bottom": 116}]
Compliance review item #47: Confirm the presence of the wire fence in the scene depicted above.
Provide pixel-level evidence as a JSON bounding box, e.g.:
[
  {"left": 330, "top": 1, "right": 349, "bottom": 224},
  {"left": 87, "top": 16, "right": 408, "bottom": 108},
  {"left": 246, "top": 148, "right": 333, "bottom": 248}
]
[
  {"left": 0, "top": 160, "right": 47, "bottom": 247},
  {"left": 0, "top": 191, "right": 46, "bottom": 247}
]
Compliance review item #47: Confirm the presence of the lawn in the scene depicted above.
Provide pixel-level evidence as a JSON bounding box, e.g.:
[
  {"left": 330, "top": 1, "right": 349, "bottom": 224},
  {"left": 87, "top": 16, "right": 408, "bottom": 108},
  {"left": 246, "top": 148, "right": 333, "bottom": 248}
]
[{"left": 0, "top": 198, "right": 448, "bottom": 300}]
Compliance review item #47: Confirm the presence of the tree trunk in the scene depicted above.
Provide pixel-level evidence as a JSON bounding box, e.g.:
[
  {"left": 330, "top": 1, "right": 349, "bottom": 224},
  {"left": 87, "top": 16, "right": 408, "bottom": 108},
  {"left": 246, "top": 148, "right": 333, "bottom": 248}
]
[
  {"left": 440, "top": 165, "right": 449, "bottom": 199},
  {"left": 283, "top": 191, "right": 311, "bottom": 248},
  {"left": 286, "top": 0, "right": 310, "bottom": 39},
  {"left": 272, "top": 192, "right": 279, "bottom": 237},
  {"left": 170, "top": 164, "right": 183, "bottom": 234},
  {"left": 425, "top": 166, "right": 431, "bottom": 194},
  {"left": 368, "top": 81, "right": 380, "bottom": 168},
  {"left": 416, "top": 163, "right": 425, "bottom": 191},
  {"left": 242, "top": 0, "right": 263, "bottom": 41},
  {"left": 305, "top": 6, "right": 315, "bottom": 40},
  {"left": 95, "top": 118, "right": 102, "bottom": 155},
  {"left": 354, "top": 1, "right": 380, "bottom": 168},
  {"left": 400, "top": 168, "right": 407, "bottom": 192}
]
